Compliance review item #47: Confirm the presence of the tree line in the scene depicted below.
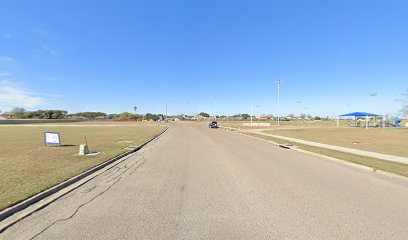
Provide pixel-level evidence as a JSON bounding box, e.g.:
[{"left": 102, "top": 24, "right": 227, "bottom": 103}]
[
  {"left": 197, "top": 112, "right": 327, "bottom": 121},
  {"left": 1, "top": 107, "right": 165, "bottom": 121}
]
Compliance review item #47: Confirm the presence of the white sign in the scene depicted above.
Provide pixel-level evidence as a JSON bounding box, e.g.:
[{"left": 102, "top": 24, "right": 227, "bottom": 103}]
[{"left": 45, "top": 132, "right": 61, "bottom": 145}]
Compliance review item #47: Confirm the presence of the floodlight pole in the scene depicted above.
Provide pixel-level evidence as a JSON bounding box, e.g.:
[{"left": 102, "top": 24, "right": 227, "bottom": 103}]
[
  {"left": 165, "top": 103, "right": 168, "bottom": 122},
  {"left": 214, "top": 96, "right": 217, "bottom": 121},
  {"left": 250, "top": 101, "right": 253, "bottom": 127},
  {"left": 274, "top": 80, "right": 282, "bottom": 126},
  {"left": 369, "top": 92, "right": 378, "bottom": 113},
  {"left": 369, "top": 92, "right": 378, "bottom": 128},
  {"left": 257, "top": 105, "right": 261, "bottom": 122},
  {"left": 365, "top": 115, "right": 369, "bottom": 129}
]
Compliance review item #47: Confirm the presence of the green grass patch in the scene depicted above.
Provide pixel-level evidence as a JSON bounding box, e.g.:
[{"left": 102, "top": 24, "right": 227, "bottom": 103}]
[
  {"left": 263, "top": 127, "right": 408, "bottom": 157},
  {"left": 244, "top": 133, "right": 408, "bottom": 178},
  {"left": 0, "top": 123, "right": 167, "bottom": 210},
  {"left": 218, "top": 120, "right": 346, "bottom": 130}
]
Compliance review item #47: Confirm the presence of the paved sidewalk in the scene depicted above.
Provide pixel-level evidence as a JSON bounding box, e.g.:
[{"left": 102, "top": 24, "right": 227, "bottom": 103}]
[{"left": 244, "top": 129, "right": 408, "bottom": 165}]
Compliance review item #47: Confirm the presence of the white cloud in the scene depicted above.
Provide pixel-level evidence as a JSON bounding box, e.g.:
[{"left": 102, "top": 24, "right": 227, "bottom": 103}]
[
  {"left": 0, "top": 72, "right": 12, "bottom": 78},
  {"left": 31, "top": 29, "right": 52, "bottom": 38},
  {"left": 0, "top": 55, "right": 15, "bottom": 63},
  {"left": 42, "top": 45, "right": 58, "bottom": 57},
  {"left": 0, "top": 80, "right": 47, "bottom": 109},
  {"left": 97, "top": 28, "right": 107, "bottom": 33}
]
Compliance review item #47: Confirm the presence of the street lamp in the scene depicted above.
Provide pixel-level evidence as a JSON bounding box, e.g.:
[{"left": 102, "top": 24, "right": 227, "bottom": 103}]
[{"left": 274, "top": 80, "right": 282, "bottom": 126}]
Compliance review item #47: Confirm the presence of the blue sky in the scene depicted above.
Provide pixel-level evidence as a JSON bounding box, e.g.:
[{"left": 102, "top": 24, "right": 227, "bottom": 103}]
[{"left": 0, "top": 0, "right": 407, "bottom": 117}]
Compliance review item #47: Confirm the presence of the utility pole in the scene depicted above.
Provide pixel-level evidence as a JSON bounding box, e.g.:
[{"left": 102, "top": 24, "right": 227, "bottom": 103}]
[{"left": 274, "top": 80, "right": 282, "bottom": 126}]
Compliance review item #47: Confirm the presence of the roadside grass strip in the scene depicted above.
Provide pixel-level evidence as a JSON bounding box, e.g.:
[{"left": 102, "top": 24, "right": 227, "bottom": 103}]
[
  {"left": 262, "top": 128, "right": 408, "bottom": 157},
  {"left": 244, "top": 133, "right": 408, "bottom": 178},
  {"left": 0, "top": 124, "right": 167, "bottom": 211}
]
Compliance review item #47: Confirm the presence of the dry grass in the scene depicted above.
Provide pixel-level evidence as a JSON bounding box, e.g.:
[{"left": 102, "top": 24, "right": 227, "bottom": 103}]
[
  {"left": 218, "top": 120, "right": 347, "bottom": 129},
  {"left": 263, "top": 128, "right": 408, "bottom": 157},
  {"left": 244, "top": 133, "right": 408, "bottom": 178},
  {"left": 0, "top": 123, "right": 166, "bottom": 210}
]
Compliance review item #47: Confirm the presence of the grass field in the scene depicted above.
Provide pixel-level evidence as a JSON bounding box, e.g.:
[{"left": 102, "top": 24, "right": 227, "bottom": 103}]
[
  {"left": 0, "top": 122, "right": 167, "bottom": 210},
  {"left": 244, "top": 133, "right": 408, "bottom": 178},
  {"left": 218, "top": 120, "right": 347, "bottom": 129},
  {"left": 263, "top": 128, "right": 408, "bottom": 157},
  {"left": 218, "top": 119, "right": 408, "bottom": 130}
]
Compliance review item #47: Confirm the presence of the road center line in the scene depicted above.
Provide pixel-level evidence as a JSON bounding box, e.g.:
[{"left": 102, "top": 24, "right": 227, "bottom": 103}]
[{"left": 224, "top": 159, "right": 236, "bottom": 172}]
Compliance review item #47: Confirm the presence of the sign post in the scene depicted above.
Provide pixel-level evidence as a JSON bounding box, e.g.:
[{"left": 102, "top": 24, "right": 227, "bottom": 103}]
[{"left": 44, "top": 132, "right": 61, "bottom": 147}]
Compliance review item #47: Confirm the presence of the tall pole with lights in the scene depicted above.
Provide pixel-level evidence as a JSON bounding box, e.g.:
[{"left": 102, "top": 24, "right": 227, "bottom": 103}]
[
  {"left": 214, "top": 95, "right": 217, "bottom": 121},
  {"left": 251, "top": 101, "right": 253, "bottom": 127},
  {"left": 369, "top": 92, "right": 378, "bottom": 128},
  {"left": 165, "top": 103, "right": 168, "bottom": 122},
  {"left": 274, "top": 80, "right": 282, "bottom": 126},
  {"left": 369, "top": 92, "right": 378, "bottom": 113},
  {"left": 256, "top": 105, "right": 261, "bottom": 122}
]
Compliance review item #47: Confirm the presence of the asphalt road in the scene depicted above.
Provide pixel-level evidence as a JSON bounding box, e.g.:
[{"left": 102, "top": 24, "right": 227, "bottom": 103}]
[{"left": 2, "top": 123, "right": 408, "bottom": 240}]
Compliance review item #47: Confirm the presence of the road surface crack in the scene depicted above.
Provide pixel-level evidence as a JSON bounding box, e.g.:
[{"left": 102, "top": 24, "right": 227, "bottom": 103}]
[
  {"left": 28, "top": 177, "right": 122, "bottom": 240},
  {"left": 28, "top": 152, "right": 150, "bottom": 239}
]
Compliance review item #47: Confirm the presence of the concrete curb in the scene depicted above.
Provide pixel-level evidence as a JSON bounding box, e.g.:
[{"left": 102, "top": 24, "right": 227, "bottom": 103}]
[
  {"left": 375, "top": 170, "right": 408, "bottom": 182},
  {"left": 0, "top": 126, "right": 169, "bottom": 233},
  {"left": 235, "top": 131, "right": 408, "bottom": 183},
  {"left": 293, "top": 148, "right": 374, "bottom": 173},
  {"left": 218, "top": 126, "right": 240, "bottom": 132}
]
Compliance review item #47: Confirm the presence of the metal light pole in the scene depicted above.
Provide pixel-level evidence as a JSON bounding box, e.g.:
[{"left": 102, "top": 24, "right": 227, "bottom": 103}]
[
  {"left": 250, "top": 101, "right": 253, "bottom": 127},
  {"left": 369, "top": 92, "right": 378, "bottom": 128},
  {"left": 369, "top": 92, "right": 378, "bottom": 113},
  {"left": 214, "top": 95, "right": 217, "bottom": 121},
  {"left": 165, "top": 103, "right": 168, "bottom": 122},
  {"left": 274, "top": 80, "right": 282, "bottom": 126},
  {"left": 256, "top": 105, "right": 261, "bottom": 122}
]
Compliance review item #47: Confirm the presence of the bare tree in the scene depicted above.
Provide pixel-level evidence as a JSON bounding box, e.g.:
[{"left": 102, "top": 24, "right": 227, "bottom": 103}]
[{"left": 11, "top": 107, "right": 26, "bottom": 119}]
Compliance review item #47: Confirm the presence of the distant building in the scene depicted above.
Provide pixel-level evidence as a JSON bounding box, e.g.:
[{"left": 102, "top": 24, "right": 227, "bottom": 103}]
[
  {"left": 0, "top": 112, "right": 15, "bottom": 119},
  {"left": 194, "top": 115, "right": 208, "bottom": 121}
]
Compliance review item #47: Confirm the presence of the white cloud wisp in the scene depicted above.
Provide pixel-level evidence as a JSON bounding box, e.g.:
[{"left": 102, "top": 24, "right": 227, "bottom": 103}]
[{"left": 0, "top": 81, "right": 46, "bottom": 109}]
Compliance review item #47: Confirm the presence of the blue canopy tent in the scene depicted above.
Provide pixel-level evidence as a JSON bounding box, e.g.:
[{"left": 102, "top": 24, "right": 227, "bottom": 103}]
[
  {"left": 338, "top": 112, "right": 382, "bottom": 129},
  {"left": 339, "top": 112, "right": 381, "bottom": 117}
]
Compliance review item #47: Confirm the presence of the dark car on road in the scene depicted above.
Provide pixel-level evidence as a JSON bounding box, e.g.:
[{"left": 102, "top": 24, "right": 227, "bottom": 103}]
[{"left": 208, "top": 121, "right": 218, "bottom": 128}]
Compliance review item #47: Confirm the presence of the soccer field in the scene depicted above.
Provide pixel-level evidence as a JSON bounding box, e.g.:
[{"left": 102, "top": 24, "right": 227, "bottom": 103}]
[{"left": 0, "top": 122, "right": 167, "bottom": 210}]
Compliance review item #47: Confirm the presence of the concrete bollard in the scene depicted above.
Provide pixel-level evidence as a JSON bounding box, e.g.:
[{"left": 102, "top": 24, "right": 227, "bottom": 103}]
[{"left": 79, "top": 144, "right": 89, "bottom": 156}]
